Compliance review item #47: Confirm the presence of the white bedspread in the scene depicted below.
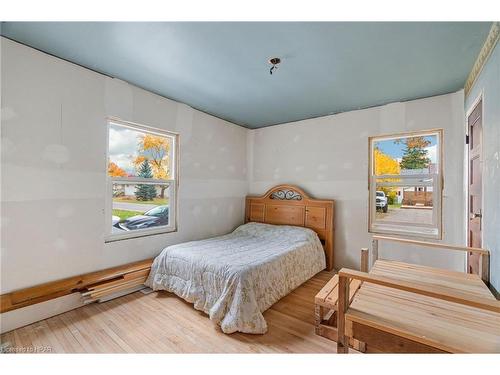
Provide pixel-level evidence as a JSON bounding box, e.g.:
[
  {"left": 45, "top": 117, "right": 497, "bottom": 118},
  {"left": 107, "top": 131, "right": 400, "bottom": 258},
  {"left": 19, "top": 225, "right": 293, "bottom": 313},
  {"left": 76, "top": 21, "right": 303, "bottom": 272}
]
[{"left": 145, "top": 222, "right": 326, "bottom": 334}]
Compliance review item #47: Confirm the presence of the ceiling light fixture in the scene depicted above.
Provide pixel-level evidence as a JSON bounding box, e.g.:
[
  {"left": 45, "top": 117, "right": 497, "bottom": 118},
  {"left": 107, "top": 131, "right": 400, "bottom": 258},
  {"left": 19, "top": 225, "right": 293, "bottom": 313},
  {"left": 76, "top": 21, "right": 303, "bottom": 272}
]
[{"left": 268, "top": 57, "right": 281, "bottom": 75}]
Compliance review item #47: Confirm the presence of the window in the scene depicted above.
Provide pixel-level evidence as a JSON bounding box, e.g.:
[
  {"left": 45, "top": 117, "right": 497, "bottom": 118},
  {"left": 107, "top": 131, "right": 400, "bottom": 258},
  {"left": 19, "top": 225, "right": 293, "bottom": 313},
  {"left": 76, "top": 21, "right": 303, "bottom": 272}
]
[
  {"left": 106, "top": 118, "right": 178, "bottom": 241},
  {"left": 369, "top": 129, "right": 442, "bottom": 239}
]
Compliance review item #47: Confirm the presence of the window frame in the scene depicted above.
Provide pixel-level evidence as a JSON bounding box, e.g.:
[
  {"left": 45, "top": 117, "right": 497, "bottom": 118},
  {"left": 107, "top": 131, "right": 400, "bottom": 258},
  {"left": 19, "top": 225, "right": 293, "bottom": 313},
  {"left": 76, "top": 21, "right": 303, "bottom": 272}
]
[
  {"left": 105, "top": 117, "right": 179, "bottom": 242},
  {"left": 368, "top": 128, "right": 443, "bottom": 240}
]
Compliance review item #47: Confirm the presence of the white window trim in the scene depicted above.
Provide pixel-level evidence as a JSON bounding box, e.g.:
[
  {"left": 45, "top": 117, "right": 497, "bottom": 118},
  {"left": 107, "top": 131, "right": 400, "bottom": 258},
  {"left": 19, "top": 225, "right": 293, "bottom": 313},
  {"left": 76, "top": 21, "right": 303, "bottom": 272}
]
[
  {"left": 105, "top": 117, "right": 179, "bottom": 242},
  {"left": 368, "top": 129, "right": 443, "bottom": 240}
]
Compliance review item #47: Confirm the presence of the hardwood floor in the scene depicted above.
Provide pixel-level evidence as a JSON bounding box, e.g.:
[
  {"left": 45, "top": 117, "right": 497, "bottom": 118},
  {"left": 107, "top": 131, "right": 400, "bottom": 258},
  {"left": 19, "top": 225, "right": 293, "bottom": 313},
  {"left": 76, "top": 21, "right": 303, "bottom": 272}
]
[{"left": 1, "top": 271, "right": 338, "bottom": 353}]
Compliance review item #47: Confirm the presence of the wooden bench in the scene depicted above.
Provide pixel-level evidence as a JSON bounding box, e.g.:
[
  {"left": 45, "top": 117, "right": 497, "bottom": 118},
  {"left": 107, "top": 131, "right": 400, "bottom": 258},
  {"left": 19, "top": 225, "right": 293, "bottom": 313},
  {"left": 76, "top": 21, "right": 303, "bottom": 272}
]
[
  {"left": 335, "top": 237, "right": 500, "bottom": 353},
  {"left": 314, "top": 249, "right": 368, "bottom": 351}
]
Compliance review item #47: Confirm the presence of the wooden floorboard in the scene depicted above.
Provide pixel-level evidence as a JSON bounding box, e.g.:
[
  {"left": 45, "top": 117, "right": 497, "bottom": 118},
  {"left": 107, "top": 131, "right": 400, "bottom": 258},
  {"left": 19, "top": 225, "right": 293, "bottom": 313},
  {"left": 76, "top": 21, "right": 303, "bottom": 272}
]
[{"left": 1, "top": 271, "right": 340, "bottom": 353}]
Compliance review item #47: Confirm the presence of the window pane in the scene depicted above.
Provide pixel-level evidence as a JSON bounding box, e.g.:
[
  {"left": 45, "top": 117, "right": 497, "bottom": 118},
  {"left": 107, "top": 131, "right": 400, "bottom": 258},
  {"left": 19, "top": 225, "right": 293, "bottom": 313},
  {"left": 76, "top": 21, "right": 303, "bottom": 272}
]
[
  {"left": 373, "top": 178, "right": 434, "bottom": 226},
  {"left": 111, "top": 182, "right": 170, "bottom": 233},
  {"left": 373, "top": 134, "right": 438, "bottom": 176},
  {"left": 370, "top": 130, "right": 441, "bottom": 238},
  {"left": 108, "top": 122, "right": 173, "bottom": 179}
]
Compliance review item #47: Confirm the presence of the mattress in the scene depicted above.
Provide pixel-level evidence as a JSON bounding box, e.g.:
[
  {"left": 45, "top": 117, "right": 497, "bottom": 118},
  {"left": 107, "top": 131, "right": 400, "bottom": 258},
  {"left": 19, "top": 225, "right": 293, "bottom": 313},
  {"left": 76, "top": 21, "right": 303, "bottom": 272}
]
[{"left": 145, "top": 222, "right": 326, "bottom": 334}]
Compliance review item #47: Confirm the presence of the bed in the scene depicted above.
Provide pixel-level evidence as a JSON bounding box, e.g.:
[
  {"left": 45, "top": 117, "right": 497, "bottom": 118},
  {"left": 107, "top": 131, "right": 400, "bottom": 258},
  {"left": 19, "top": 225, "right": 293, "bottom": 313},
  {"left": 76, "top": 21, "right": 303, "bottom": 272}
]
[{"left": 145, "top": 185, "right": 335, "bottom": 334}]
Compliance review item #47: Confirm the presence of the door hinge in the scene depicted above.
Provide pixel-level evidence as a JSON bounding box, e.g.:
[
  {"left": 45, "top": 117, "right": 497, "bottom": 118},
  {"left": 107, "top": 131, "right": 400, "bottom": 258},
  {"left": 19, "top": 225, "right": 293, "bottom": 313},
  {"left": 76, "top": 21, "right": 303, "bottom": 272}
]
[{"left": 465, "top": 134, "right": 469, "bottom": 144}]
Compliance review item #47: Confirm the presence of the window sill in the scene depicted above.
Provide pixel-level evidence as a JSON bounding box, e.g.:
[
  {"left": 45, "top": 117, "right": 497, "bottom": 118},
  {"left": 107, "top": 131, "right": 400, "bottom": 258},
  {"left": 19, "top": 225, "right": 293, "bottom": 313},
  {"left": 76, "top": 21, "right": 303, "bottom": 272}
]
[
  {"left": 370, "top": 223, "right": 441, "bottom": 240},
  {"left": 105, "top": 226, "right": 177, "bottom": 243}
]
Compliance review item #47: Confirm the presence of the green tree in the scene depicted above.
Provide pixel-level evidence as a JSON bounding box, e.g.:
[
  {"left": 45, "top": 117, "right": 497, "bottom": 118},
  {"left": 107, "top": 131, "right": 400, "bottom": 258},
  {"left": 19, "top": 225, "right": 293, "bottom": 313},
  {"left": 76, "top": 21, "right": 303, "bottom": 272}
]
[
  {"left": 135, "top": 160, "right": 157, "bottom": 201},
  {"left": 398, "top": 136, "right": 431, "bottom": 170}
]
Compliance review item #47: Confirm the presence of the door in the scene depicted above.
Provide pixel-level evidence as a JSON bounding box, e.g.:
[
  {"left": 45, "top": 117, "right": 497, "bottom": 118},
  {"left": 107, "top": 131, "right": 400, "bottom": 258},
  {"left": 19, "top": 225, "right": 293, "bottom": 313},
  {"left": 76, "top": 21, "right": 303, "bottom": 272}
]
[{"left": 467, "top": 98, "right": 483, "bottom": 274}]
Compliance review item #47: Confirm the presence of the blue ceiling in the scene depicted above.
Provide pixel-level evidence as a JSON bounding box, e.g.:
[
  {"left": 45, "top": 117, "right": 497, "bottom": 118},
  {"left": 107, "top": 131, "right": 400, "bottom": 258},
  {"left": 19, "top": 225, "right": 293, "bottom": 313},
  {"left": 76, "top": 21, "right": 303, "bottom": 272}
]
[{"left": 1, "top": 22, "right": 491, "bottom": 128}]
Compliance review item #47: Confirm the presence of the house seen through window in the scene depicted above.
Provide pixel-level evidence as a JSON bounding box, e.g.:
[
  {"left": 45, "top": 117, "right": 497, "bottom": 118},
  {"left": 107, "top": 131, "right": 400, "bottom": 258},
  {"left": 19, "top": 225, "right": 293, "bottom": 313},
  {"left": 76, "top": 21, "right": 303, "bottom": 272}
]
[
  {"left": 106, "top": 119, "right": 178, "bottom": 241},
  {"left": 369, "top": 129, "right": 442, "bottom": 238}
]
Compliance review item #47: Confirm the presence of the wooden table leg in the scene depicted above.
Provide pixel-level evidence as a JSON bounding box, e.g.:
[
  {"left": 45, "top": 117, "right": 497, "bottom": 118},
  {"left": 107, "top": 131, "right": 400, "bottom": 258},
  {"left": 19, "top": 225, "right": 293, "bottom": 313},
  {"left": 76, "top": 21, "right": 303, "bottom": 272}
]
[
  {"left": 337, "top": 274, "right": 350, "bottom": 354},
  {"left": 314, "top": 305, "right": 324, "bottom": 335}
]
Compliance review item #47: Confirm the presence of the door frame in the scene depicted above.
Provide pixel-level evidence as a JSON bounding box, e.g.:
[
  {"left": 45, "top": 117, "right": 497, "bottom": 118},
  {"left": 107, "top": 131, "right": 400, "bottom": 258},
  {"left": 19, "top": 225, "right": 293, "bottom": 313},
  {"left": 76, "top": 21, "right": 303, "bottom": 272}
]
[{"left": 464, "top": 90, "right": 485, "bottom": 270}]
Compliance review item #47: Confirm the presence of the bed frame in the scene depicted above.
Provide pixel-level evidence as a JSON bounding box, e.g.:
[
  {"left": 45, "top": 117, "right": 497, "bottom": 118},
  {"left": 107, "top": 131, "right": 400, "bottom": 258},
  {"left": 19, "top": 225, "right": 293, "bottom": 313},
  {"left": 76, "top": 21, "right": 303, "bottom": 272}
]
[{"left": 245, "top": 184, "right": 335, "bottom": 271}]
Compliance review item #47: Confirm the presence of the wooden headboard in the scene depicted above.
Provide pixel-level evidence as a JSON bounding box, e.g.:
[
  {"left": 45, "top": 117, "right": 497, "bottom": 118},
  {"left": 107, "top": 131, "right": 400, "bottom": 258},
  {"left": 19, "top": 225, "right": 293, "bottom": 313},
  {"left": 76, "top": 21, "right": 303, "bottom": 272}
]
[{"left": 245, "top": 185, "right": 335, "bottom": 271}]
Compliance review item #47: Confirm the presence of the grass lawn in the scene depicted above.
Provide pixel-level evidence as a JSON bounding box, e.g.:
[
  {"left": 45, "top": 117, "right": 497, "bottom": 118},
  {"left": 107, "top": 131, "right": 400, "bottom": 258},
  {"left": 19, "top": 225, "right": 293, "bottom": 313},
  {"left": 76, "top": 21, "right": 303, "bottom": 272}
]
[
  {"left": 113, "top": 196, "right": 169, "bottom": 206},
  {"left": 389, "top": 203, "right": 402, "bottom": 209},
  {"left": 113, "top": 209, "right": 142, "bottom": 221}
]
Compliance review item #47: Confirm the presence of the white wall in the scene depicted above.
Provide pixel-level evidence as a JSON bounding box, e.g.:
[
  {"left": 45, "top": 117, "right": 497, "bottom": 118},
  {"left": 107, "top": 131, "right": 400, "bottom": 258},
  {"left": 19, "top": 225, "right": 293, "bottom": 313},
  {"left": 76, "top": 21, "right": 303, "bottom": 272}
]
[
  {"left": 248, "top": 91, "right": 466, "bottom": 271},
  {"left": 1, "top": 37, "right": 248, "bottom": 295},
  {"left": 465, "top": 40, "right": 500, "bottom": 293}
]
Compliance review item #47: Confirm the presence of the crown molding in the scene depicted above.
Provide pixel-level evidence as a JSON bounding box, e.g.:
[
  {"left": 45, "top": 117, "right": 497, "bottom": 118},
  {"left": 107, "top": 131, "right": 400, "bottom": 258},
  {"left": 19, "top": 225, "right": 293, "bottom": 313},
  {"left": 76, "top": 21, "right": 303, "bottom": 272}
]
[{"left": 465, "top": 22, "right": 499, "bottom": 98}]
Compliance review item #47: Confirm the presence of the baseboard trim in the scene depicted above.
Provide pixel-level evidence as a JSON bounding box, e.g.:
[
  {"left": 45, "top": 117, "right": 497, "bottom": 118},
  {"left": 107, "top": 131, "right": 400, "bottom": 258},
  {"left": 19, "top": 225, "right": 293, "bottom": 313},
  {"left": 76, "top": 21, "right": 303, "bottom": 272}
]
[
  {"left": 0, "top": 293, "right": 83, "bottom": 334},
  {"left": 1, "top": 258, "right": 153, "bottom": 313}
]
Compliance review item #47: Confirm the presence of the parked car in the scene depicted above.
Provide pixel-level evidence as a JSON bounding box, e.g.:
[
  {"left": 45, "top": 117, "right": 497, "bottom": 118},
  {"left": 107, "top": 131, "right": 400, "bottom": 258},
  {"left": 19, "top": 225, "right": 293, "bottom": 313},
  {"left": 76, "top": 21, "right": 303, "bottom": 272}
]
[
  {"left": 376, "top": 191, "right": 388, "bottom": 212},
  {"left": 115, "top": 205, "right": 169, "bottom": 231},
  {"left": 112, "top": 215, "right": 121, "bottom": 226}
]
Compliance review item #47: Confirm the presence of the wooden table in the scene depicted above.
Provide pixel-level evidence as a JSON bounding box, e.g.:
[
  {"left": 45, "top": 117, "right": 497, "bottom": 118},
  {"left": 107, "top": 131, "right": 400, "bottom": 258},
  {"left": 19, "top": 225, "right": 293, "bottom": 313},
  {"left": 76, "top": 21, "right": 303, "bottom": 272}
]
[{"left": 343, "top": 260, "right": 500, "bottom": 353}]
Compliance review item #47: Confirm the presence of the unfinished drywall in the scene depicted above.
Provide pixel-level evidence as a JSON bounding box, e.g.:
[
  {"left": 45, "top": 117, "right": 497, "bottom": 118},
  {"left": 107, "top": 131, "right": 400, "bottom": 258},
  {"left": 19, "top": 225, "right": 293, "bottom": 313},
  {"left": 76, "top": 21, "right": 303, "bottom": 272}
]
[
  {"left": 0, "top": 37, "right": 248, "bottom": 296},
  {"left": 465, "top": 41, "right": 500, "bottom": 293},
  {"left": 248, "top": 91, "right": 466, "bottom": 272}
]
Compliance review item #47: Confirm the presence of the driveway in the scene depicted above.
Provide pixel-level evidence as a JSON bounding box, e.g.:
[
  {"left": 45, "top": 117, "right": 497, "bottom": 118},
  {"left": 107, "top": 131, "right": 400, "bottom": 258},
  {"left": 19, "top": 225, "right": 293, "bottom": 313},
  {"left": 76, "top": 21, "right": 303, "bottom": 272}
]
[
  {"left": 112, "top": 201, "right": 154, "bottom": 213},
  {"left": 376, "top": 207, "right": 433, "bottom": 225}
]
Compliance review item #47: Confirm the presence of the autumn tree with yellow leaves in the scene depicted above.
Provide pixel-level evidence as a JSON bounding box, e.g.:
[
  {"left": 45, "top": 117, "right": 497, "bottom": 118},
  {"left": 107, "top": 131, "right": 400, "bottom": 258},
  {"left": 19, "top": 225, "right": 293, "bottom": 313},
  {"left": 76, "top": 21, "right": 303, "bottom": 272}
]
[
  {"left": 133, "top": 134, "right": 171, "bottom": 198},
  {"left": 374, "top": 148, "right": 400, "bottom": 203},
  {"left": 108, "top": 161, "right": 127, "bottom": 177},
  {"left": 374, "top": 148, "right": 400, "bottom": 176}
]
